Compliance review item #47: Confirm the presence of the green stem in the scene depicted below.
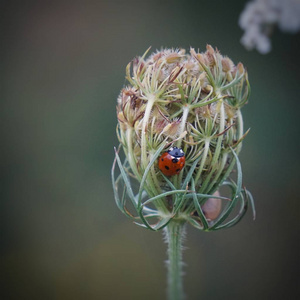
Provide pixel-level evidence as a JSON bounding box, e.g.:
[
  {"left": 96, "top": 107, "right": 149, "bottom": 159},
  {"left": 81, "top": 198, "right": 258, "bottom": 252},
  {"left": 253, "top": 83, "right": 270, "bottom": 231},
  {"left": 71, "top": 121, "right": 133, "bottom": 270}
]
[
  {"left": 235, "top": 109, "right": 244, "bottom": 155},
  {"left": 126, "top": 128, "right": 141, "bottom": 180},
  {"left": 164, "top": 220, "right": 186, "bottom": 300},
  {"left": 141, "top": 95, "right": 155, "bottom": 168},
  {"left": 176, "top": 105, "right": 189, "bottom": 148},
  {"left": 194, "top": 139, "right": 210, "bottom": 184}
]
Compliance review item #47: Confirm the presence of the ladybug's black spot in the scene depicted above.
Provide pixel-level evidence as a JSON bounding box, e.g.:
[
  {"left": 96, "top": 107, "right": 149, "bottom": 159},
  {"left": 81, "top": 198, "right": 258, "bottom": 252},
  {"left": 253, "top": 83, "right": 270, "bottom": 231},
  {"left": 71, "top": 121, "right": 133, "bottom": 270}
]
[
  {"left": 172, "top": 158, "right": 178, "bottom": 163},
  {"left": 161, "top": 158, "right": 164, "bottom": 161},
  {"left": 165, "top": 166, "right": 170, "bottom": 170},
  {"left": 176, "top": 169, "right": 180, "bottom": 172}
]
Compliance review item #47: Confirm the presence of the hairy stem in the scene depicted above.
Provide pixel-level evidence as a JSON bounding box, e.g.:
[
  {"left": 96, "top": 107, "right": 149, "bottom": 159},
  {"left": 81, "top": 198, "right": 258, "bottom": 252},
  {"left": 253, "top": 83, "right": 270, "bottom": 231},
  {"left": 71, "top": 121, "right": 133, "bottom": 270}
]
[{"left": 164, "top": 220, "right": 186, "bottom": 300}]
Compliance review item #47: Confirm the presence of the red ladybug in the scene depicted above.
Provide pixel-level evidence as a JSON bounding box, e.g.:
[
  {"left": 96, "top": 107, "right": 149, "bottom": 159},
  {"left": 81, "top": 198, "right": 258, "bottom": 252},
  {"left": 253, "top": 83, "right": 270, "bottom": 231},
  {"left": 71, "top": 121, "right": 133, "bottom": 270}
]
[{"left": 158, "top": 147, "right": 185, "bottom": 176}]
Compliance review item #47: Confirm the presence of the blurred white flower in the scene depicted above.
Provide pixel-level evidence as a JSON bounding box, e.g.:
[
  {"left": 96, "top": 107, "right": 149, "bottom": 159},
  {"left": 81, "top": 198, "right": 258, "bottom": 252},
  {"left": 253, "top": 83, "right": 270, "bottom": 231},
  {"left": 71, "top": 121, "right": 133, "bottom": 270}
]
[{"left": 239, "top": 0, "right": 300, "bottom": 54}]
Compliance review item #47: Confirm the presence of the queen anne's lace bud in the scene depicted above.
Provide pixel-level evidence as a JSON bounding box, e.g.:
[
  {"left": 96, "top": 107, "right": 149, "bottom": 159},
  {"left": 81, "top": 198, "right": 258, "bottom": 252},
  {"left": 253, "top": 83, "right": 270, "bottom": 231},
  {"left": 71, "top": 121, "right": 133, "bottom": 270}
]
[{"left": 112, "top": 46, "right": 255, "bottom": 231}]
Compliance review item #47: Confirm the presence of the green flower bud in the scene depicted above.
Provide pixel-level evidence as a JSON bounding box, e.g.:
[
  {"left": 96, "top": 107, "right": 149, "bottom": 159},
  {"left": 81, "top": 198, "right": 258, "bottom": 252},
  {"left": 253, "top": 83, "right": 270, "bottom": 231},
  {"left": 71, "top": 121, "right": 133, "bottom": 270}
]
[{"left": 112, "top": 45, "right": 255, "bottom": 231}]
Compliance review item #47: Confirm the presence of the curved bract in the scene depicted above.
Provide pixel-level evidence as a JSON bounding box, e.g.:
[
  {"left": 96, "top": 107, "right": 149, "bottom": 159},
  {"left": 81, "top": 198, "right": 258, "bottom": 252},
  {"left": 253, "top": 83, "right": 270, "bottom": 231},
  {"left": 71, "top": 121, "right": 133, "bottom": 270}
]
[{"left": 112, "top": 45, "right": 255, "bottom": 231}]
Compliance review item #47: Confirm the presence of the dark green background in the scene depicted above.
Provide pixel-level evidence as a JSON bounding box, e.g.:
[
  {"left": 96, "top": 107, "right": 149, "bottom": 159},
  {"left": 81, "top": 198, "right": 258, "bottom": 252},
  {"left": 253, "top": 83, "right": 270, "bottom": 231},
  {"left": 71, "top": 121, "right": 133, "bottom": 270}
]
[{"left": 1, "top": 0, "right": 299, "bottom": 299}]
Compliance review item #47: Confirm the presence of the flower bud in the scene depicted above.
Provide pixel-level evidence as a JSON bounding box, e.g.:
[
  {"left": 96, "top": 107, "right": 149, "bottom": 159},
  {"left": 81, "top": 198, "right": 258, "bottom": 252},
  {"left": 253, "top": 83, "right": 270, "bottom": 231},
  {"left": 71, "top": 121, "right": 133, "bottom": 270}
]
[
  {"left": 221, "top": 57, "right": 234, "bottom": 73},
  {"left": 112, "top": 45, "right": 254, "bottom": 231},
  {"left": 201, "top": 191, "right": 222, "bottom": 221}
]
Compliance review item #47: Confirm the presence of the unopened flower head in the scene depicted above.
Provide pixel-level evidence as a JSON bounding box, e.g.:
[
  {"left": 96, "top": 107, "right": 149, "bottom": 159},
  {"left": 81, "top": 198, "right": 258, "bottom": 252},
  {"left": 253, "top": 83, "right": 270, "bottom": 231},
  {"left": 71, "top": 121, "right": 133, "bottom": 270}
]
[{"left": 112, "top": 45, "right": 255, "bottom": 231}]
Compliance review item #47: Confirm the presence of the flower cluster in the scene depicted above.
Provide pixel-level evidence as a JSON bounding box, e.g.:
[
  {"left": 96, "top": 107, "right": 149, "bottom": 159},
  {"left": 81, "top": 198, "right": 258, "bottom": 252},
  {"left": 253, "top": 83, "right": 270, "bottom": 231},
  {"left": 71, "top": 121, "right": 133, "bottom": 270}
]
[
  {"left": 239, "top": 0, "right": 300, "bottom": 54},
  {"left": 112, "top": 45, "right": 255, "bottom": 231}
]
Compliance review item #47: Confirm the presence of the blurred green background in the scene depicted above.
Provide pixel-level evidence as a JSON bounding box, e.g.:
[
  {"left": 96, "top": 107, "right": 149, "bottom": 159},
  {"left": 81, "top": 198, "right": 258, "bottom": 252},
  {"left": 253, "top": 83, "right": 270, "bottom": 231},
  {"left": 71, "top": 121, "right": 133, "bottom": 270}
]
[{"left": 1, "top": 0, "right": 299, "bottom": 299}]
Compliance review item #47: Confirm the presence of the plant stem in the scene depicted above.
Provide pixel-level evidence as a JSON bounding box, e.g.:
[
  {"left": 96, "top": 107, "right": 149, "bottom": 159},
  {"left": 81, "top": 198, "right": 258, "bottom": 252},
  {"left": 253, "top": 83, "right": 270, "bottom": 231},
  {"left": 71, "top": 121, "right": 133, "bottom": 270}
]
[{"left": 164, "top": 220, "right": 186, "bottom": 300}]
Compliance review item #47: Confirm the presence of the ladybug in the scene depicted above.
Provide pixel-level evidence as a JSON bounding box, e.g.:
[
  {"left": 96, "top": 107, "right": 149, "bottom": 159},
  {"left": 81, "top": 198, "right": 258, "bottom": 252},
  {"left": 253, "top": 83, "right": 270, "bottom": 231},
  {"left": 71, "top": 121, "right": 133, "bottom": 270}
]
[{"left": 158, "top": 147, "right": 185, "bottom": 176}]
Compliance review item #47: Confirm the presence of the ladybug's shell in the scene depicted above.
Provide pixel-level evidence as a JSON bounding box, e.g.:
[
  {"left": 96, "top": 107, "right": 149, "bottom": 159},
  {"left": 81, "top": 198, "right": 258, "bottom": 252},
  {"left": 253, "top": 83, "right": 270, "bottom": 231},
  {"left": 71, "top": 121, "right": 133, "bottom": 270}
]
[{"left": 158, "top": 152, "right": 185, "bottom": 176}]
